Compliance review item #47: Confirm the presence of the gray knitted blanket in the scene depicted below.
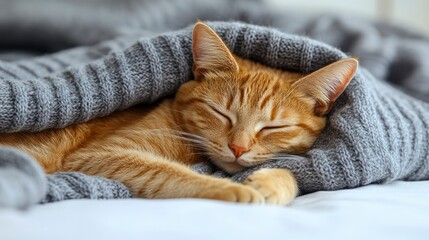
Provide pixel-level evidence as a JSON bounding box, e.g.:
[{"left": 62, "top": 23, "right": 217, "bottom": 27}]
[{"left": 1, "top": 0, "right": 429, "bottom": 208}]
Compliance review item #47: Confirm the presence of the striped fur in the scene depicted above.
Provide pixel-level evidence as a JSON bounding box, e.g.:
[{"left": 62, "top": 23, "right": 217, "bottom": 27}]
[{"left": 0, "top": 22, "right": 357, "bottom": 205}]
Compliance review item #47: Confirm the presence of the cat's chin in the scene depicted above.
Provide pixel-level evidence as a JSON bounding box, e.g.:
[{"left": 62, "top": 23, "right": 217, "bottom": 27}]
[{"left": 212, "top": 160, "right": 245, "bottom": 174}]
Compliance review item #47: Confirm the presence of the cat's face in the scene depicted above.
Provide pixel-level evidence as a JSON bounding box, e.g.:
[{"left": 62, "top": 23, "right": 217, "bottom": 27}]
[{"left": 173, "top": 22, "right": 358, "bottom": 174}]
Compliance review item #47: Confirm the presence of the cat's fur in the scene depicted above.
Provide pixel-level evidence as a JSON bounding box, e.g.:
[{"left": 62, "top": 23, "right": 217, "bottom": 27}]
[{"left": 0, "top": 22, "right": 358, "bottom": 205}]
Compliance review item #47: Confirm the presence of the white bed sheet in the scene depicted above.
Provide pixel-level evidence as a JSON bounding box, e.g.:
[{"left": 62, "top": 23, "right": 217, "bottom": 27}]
[{"left": 1, "top": 181, "right": 429, "bottom": 240}]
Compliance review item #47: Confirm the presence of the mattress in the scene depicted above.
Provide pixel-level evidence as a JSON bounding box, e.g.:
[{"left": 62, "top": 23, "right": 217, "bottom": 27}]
[{"left": 1, "top": 180, "right": 428, "bottom": 240}]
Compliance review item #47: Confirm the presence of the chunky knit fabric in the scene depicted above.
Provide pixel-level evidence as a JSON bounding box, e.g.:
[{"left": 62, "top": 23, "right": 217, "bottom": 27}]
[
  {"left": 1, "top": 0, "right": 429, "bottom": 208},
  {"left": 0, "top": 147, "right": 46, "bottom": 209},
  {"left": 0, "top": 148, "right": 132, "bottom": 209},
  {"left": 42, "top": 173, "right": 133, "bottom": 204}
]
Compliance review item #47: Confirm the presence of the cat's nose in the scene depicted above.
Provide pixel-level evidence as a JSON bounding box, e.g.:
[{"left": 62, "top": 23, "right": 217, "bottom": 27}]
[{"left": 228, "top": 143, "right": 250, "bottom": 158}]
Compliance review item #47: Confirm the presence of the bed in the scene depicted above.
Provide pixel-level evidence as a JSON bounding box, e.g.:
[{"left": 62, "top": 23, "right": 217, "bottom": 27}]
[
  {"left": 2, "top": 181, "right": 428, "bottom": 240},
  {"left": 1, "top": 1, "right": 429, "bottom": 239}
]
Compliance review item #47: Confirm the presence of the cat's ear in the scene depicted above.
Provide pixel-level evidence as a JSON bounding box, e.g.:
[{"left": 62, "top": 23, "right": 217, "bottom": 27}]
[
  {"left": 192, "top": 22, "right": 239, "bottom": 79},
  {"left": 293, "top": 58, "right": 358, "bottom": 116}
]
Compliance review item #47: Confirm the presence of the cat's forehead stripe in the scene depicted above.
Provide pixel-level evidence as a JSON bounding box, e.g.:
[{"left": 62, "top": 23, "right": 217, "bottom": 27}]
[
  {"left": 225, "top": 94, "right": 233, "bottom": 110},
  {"left": 258, "top": 91, "right": 272, "bottom": 110},
  {"left": 238, "top": 87, "right": 245, "bottom": 105},
  {"left": 270, "top": 105, "right": 278, "bottom": 121}
]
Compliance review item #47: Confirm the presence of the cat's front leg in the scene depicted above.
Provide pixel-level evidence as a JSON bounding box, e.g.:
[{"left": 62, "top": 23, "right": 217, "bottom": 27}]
[
  {"left": 64, "top": 149, "right": 265, "bottom": 204},
  {"left": 243, "top": 168, "right": 298, "bottom": 205}
]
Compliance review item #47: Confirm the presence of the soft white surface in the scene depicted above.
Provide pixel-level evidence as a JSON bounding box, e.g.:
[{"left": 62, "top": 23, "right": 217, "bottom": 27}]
[{"left": 1, "top": 181, "right": 429, "bottom": 240}]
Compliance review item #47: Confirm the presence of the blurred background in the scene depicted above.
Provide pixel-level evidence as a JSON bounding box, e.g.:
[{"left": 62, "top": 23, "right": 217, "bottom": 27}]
[
  {"left": 265, "top": 0, "right": 429, "bottom": 35},
  {"left": 1, "top": 0, "right": 428, "bottom": 63}
]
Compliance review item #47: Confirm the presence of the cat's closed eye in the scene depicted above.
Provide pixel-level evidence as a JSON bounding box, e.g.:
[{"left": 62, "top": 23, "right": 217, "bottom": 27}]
[
  {"left": 261, "top": 125, "right": 290, "bottom": 131},
  {"left": 207, "top": 105, "right": 233, "bottom": 125}
]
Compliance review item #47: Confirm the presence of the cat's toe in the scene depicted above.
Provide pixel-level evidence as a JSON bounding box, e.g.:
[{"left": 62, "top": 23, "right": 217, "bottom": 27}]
[
  {"left": 244, "top": 168, "right": 298, "bottom": 206},
  {"left": 235, "top": 185, "right": 265, "bottom": 204},
  {"left": 209, "top": 184, "right": 265, "bottom": 204},
  {"left": 244, "top": 178, "right": 284, "bottom": 205}
]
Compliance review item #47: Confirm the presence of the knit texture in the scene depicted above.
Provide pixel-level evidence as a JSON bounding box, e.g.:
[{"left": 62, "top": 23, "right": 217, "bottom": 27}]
[
  {"left": 0, "top": 147, "right": 46, "bottom": 209},
  {"left": 0, "top": 147, "right": 133, "bottom": 209},
  {"left": 1, "top": 0, "right": 429, "bottom": 207},
  {"left": 42, "top": 173, "right": 133, "bottom": 204}
]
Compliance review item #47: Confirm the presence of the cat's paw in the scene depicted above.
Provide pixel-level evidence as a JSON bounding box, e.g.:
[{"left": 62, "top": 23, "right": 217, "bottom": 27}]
[
  {"left": 204, "top": 183, "right": 265, "bottom": 204},
  {"left": 243, "top": 168, "right": 298, "bottom": 206}
]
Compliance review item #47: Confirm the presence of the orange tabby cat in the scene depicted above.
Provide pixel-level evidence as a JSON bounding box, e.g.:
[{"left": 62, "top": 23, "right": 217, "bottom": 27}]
[{"left": 0, "top": 22, "right": 358, "bottom": 205}]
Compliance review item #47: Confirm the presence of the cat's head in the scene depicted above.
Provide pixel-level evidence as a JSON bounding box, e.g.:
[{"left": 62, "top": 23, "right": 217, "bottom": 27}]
[{"left": 173, "top": 22, "right": 358, "bottom": 174}]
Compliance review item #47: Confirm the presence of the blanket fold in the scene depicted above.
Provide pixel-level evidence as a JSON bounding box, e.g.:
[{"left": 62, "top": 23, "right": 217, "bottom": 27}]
[
  {"left": 0, "top": 34, "right": 193, "bottom": 132},
  {"left": 1, "top": 0, "right": 429, "bottom": 208},
  {"left": 0, "top": 146, "right": 133, "bottom": 209},
  {"left": 0, "top": 147, "right": 46, "bottom": 209},
  {"left": 1, "top": 22, "right": 344, "bottom": 132}
]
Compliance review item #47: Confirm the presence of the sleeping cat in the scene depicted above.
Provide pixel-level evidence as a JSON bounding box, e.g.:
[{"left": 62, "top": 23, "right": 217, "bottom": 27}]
[{"left": 0, "top": 22, "right": 358, "bottom": 205}]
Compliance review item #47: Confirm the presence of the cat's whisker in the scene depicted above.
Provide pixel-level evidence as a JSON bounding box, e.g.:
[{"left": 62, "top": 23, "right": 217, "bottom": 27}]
[
  {"left": 139, "top": 129, "right": 224, "bottom": 156},
  {"left": 139, "top": 130, "right": 208, "bottom": 145},
  {"left": 173, "top": 137, "right": 207, "bottom": 146},
  {"left": 147, "top": 129, "right": 208, "bottom": 143},
  {"left": 187, "top": 152, "right": 206, "bottom": 157},
  {"left": 164, "top": 135, "right": 214, "bottom": 153},
  {"left": 169, "top": 130, "right": 209, "bottom": 142},
  {"left": 169, "top": 131, "right": 225, "bottom": 155},
  {"left": 184, "top": 152, "right": 207, "bottom": 157}
]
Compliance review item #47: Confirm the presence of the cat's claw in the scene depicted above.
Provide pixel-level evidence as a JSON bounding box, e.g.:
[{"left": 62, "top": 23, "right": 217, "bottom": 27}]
[{"left": 243, "top": 168, "right": 298, "bottom": 206}]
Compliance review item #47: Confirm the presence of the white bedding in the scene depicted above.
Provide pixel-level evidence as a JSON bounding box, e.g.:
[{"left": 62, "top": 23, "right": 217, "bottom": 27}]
[{"left": 1, "top": 181, "right": 429, "bottom": 240}]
